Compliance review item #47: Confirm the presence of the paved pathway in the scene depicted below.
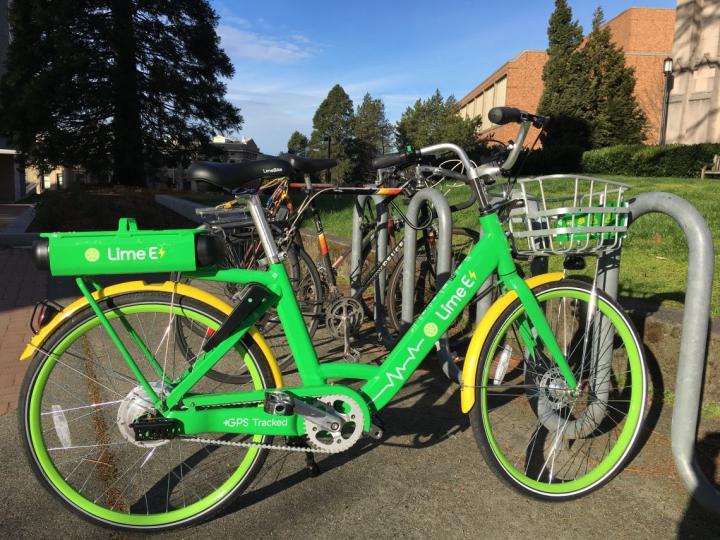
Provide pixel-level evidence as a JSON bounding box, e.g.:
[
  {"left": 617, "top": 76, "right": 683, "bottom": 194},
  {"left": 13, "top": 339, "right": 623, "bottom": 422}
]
[{"left": 0, "top": 248, "right": 47, "bottom": 414}]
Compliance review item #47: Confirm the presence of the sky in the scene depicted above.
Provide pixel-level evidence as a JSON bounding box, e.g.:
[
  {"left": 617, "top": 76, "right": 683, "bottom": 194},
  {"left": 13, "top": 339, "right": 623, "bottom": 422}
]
[{"left": 209, "top": 0, "right": 677, "bottom": 154}]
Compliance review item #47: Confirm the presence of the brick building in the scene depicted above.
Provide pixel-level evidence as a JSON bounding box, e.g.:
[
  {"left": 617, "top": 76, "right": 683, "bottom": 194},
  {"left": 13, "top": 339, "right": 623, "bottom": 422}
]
[{"left": 458, "top": 7, "right": 676, "bottom": 146}]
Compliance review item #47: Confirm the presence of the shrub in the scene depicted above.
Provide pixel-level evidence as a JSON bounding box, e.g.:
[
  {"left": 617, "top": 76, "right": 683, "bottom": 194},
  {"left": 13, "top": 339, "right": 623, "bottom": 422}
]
[{"left": 581, "top": 143, "right": 720, "bottom": 177}]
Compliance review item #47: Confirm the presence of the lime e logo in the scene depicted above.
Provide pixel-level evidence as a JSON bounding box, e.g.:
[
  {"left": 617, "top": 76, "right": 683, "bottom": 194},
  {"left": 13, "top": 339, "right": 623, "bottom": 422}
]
[
  {"left": 423, "top": 322, "right": 438, "bottom": 337},
  {"left": 84, "top": 248, "right": 100, "bottom": 262}
]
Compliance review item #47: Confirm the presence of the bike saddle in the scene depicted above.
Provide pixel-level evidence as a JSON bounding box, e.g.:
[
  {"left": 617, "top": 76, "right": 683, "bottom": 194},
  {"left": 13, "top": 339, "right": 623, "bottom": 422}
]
[
  {"left": 279, "top": 153, "right": 337, "bottom": 175},
  {"left": 188, "top": 159, "right": 294, "bottom": 190}
]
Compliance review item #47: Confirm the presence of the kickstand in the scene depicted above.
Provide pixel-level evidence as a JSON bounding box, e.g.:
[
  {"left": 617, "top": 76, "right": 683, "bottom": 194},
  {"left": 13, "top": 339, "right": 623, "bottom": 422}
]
[
  {"left": 286, "top": 436, "right": 322, "bottom": 477},
  {"left": 304, "top": 452, "right": 321, "bottom": 478},
  {"left": 342, "top": 318, "right": 361, "bottom": 363}
]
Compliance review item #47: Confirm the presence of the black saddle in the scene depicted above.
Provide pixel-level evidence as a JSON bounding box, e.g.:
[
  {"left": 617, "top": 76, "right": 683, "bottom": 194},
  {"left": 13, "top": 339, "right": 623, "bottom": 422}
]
[
  {"left": 279, "top": 154, "right": 337, "bottom": 175},
  {"left": 188, "top": 159, "right": 294, "bottom": 190}
]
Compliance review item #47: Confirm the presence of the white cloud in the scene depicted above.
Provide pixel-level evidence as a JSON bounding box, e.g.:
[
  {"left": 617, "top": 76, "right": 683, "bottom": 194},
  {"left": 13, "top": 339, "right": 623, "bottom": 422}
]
[{"left": 218, "top": 25, "right": 316, "bottom": 64}]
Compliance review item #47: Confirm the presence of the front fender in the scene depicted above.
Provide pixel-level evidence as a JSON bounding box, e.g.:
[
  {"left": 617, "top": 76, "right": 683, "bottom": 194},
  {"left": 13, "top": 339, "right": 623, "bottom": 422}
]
[
  {"left": 20, "top": 280, "right": 284, "bottom": 388},
  {"left": 460, "top": 272, "right": 563, "bottom": 413}
]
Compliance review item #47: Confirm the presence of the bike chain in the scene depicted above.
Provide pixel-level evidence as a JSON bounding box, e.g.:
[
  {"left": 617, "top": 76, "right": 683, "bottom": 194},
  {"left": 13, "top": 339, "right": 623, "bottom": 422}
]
[{"left": 176, "top": 435, "right": 335, "bottom": 454}]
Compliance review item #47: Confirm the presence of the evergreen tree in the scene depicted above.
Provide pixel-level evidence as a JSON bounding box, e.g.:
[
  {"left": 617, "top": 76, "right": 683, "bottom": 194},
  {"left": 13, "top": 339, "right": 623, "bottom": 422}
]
[
  {"left": 579, "top": 8, "right": 646, "bottom": 147},
  {"left": 286, "top": 131, "right": 309, "bottom": 155},
  {"left": 537, "top": 0, "right": 590, "bottom": 148},
  {"left": 353, "top": 93, "right": 392, "bottom": 180},
  {"left": 0, "top": 0, "right": 241, "bottom": 186},
  {"left": 396, "top": 90, "right": 480, "bottom": 153},
  {"left": 308, "top": 84, "right": 355, "bottom": 183}
]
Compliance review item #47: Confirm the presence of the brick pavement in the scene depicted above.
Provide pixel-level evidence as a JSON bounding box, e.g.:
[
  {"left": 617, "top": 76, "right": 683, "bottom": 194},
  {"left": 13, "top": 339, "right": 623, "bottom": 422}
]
[{"left": 0, "top": 246, "right": 47, "bottom": 415}]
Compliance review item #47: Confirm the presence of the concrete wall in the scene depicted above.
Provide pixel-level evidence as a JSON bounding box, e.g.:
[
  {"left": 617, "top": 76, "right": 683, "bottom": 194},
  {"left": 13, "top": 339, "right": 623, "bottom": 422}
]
[{"left": 666, "top": 0, "right": 720, "bottom": 144}]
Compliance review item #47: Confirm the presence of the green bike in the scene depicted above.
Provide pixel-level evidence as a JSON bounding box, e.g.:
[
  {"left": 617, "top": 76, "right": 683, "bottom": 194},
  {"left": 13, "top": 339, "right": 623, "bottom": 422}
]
[{"left": 18, "top": 107, "right": 647, "bottom": 531}]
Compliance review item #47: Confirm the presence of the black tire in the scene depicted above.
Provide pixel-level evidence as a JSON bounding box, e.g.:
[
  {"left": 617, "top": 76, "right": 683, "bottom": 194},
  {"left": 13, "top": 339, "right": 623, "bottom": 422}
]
[
  {"left": 19, "top": 290, "right": 276, "bottom": 531},
  {"left": 386, "top": 227, "right": 479, "bottom": 343},
  {"left": 468, "top": 280, "right": 647, "bottom": 500}
]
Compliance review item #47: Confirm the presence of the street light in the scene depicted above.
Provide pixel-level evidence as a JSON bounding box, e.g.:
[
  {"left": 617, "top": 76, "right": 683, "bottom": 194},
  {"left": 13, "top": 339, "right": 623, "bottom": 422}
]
[{"left": 659, "top": 57, "right": 674, "bottom": 145}]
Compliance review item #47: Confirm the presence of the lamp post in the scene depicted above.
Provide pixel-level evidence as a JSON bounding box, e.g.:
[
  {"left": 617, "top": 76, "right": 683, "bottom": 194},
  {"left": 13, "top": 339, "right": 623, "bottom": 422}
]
[
  {"left": 659, "top": 57, "right": 674, "bottom": 145},
  {"left": 323, "top": 135, "right": 331, "bottom": 183}
]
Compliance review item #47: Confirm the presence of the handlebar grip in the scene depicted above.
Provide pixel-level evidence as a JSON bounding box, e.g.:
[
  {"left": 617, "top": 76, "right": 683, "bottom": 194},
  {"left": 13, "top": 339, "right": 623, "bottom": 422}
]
[
  {"left": 488, "top": 107, "right": 523, "bottom": 125},
  {"left": 371, "top": 152, "right": 410, "bottom": 170}
]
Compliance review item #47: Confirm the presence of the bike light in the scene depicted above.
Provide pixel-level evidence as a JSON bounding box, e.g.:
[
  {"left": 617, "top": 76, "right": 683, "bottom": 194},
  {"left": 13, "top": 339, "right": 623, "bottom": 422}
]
[{"left": 31, "top": 300, "right": 63, "bottom": 334}]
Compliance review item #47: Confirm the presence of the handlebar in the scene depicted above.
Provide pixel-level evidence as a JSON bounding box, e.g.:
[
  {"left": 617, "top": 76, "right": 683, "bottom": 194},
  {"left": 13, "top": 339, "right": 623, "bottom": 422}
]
[
  {"left": 371, "top": 106, "right": 542, "bottom": 209},
  {"left": 371, "top": 150, "right": 418, "bottom": 170}
]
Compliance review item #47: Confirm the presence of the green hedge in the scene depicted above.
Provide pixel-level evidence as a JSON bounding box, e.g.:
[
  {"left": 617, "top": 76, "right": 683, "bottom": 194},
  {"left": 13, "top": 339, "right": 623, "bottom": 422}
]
[
  {"left": 581, "top": 143, "right": 720, "bottom": 177},
  {"left": 516, "top": 145, "right": 584, "bottom": 175}
]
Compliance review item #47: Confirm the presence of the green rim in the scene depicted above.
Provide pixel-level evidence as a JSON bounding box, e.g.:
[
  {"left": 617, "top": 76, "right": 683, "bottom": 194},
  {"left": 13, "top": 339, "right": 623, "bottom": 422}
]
[
  {"left": 27, "top": 303, "right": 265, "bottom": 528},
  {"left": 479, "top": 288, "right": 645, "bottom": 495}
]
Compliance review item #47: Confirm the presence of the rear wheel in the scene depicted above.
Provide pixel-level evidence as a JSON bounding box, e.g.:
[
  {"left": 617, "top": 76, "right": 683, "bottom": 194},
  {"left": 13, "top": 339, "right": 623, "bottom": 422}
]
[
  {"left": 469, "top": 280, "right": 647, "bottom": 499},
  {"left": 19, "top": 291, "right": 276, "bottom": 531}
]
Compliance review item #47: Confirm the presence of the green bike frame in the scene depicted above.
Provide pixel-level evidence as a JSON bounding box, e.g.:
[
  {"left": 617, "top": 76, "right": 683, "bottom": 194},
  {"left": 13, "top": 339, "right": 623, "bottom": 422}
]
[{"left": 76, "top": 210, "right": 575, "bottom": 439}]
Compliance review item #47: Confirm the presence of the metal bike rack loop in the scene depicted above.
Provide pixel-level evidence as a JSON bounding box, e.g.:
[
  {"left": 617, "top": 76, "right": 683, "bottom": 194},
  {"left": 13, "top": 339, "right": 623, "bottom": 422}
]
[
  {"left": 351, "top": 194, "right": 390, "bottom": 318},
  {"left": 399, "top": 187, "right": 462, "bottom": 383},
  {"left": 595, "top": 191, "right": 718, "bottom": 513}
]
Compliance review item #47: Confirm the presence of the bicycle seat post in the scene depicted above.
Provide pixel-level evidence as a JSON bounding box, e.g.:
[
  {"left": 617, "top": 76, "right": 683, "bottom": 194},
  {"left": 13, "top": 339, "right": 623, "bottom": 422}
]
[{"left": 246, "top": 194, "right": 282, "bottom": 264}]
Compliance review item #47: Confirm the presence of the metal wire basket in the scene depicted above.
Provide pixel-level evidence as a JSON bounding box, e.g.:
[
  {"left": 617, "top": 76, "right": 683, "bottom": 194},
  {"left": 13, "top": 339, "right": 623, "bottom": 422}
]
[{"left": 506, "top": 175, "right": 631, "bottom": 256}]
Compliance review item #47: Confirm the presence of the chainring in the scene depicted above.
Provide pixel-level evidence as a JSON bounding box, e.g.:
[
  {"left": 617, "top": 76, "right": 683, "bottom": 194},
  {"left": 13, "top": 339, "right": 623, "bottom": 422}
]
[
  {"left": 305, "top": 394, "right": 364, "bottom": 453},
  {"left": 326, "top": 297, "right": 364, "bottom": 338}
]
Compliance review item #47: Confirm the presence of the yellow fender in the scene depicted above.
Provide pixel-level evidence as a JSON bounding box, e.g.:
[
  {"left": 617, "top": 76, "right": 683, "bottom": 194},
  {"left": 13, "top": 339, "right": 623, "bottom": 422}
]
[
  {"left": 460, "top": 272, "right": 564, "bottom": 413},
  {"left": 20, "top": 280, "right": 285, "bottom": 388}
]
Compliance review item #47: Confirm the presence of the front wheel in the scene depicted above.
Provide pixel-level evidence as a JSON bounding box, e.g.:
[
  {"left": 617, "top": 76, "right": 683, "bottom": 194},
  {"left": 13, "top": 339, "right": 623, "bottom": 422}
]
[
  {"left": 19, "top": 290, "right": 276, "bottom": 531},
  {"left": 469, "top": 279, "right": 647, "bottom": 500}
]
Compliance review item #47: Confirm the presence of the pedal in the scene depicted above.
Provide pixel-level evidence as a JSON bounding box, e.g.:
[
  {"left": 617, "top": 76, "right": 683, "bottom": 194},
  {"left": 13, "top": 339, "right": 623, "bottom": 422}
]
[
  {"left": 264, "top": 391, "right": 295, "bottom": 416},
  {"left": 130, "top": 417, "right": 180, "bottom": 441}
]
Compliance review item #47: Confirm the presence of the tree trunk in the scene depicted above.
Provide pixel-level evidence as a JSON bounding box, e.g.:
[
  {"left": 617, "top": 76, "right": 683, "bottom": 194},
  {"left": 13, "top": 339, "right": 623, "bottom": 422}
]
[{"left": 109, "top": 0, "right": 145, "bottom": 186}]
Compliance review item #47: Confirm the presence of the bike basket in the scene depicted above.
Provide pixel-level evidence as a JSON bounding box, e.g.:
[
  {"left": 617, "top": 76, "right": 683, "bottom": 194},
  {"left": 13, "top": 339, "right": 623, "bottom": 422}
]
[
  {"left": 506, "top": 175, "right": 630, "bottom": 256},
  {"left": 34, "top": 218, "right": 223, "bottom": 276}
]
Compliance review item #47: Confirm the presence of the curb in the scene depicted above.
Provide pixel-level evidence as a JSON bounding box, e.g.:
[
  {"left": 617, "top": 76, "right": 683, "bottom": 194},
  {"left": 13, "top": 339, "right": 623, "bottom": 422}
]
[{"left": 0, "top": 204, "right": 39, "bottom": 247}]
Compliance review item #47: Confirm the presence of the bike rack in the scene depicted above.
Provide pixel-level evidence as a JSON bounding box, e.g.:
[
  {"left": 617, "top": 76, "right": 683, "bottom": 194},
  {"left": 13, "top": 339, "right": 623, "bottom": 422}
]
[
  {"left": 351, "top": 189, "right": 463, "bottom": 381},
  {"left": 596, "top": 191, "right": 718, "bottom": 513},
  {"left": 398, "top": 187, "right": 462, "bottom": 383},
  {"left": 351, "top": 194, "right": 395, "bottom": 345}
]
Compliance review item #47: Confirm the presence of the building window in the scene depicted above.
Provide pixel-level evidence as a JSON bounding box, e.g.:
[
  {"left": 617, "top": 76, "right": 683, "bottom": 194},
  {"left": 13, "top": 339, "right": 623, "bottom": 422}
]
[
  {"left": 43, "top": 174, "right": 52, "bottom": 189},
  {"left": 57, "top": 172, "right": 64, "bottom": 186}
]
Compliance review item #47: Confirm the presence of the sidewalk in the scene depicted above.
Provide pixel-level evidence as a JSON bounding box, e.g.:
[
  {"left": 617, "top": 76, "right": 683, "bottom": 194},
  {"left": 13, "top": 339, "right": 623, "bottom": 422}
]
[
  {"left": 0, "top": 204, "right": 46, "bottom": 415},
  {"left": 0, "top": 247, "right": 46, "bottom": 415}
]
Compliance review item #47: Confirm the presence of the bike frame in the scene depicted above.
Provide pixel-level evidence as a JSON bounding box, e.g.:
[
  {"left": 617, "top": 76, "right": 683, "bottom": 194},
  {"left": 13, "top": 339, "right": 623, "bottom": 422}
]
[{"left": 76, "top": 199, "right": 577, "bottom": 440}]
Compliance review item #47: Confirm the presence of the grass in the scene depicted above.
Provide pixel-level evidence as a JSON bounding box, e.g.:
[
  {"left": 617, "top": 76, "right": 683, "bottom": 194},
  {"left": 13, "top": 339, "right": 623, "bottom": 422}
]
[{"left": 298, "top": 175, "right": 720, "bottom": 317}]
